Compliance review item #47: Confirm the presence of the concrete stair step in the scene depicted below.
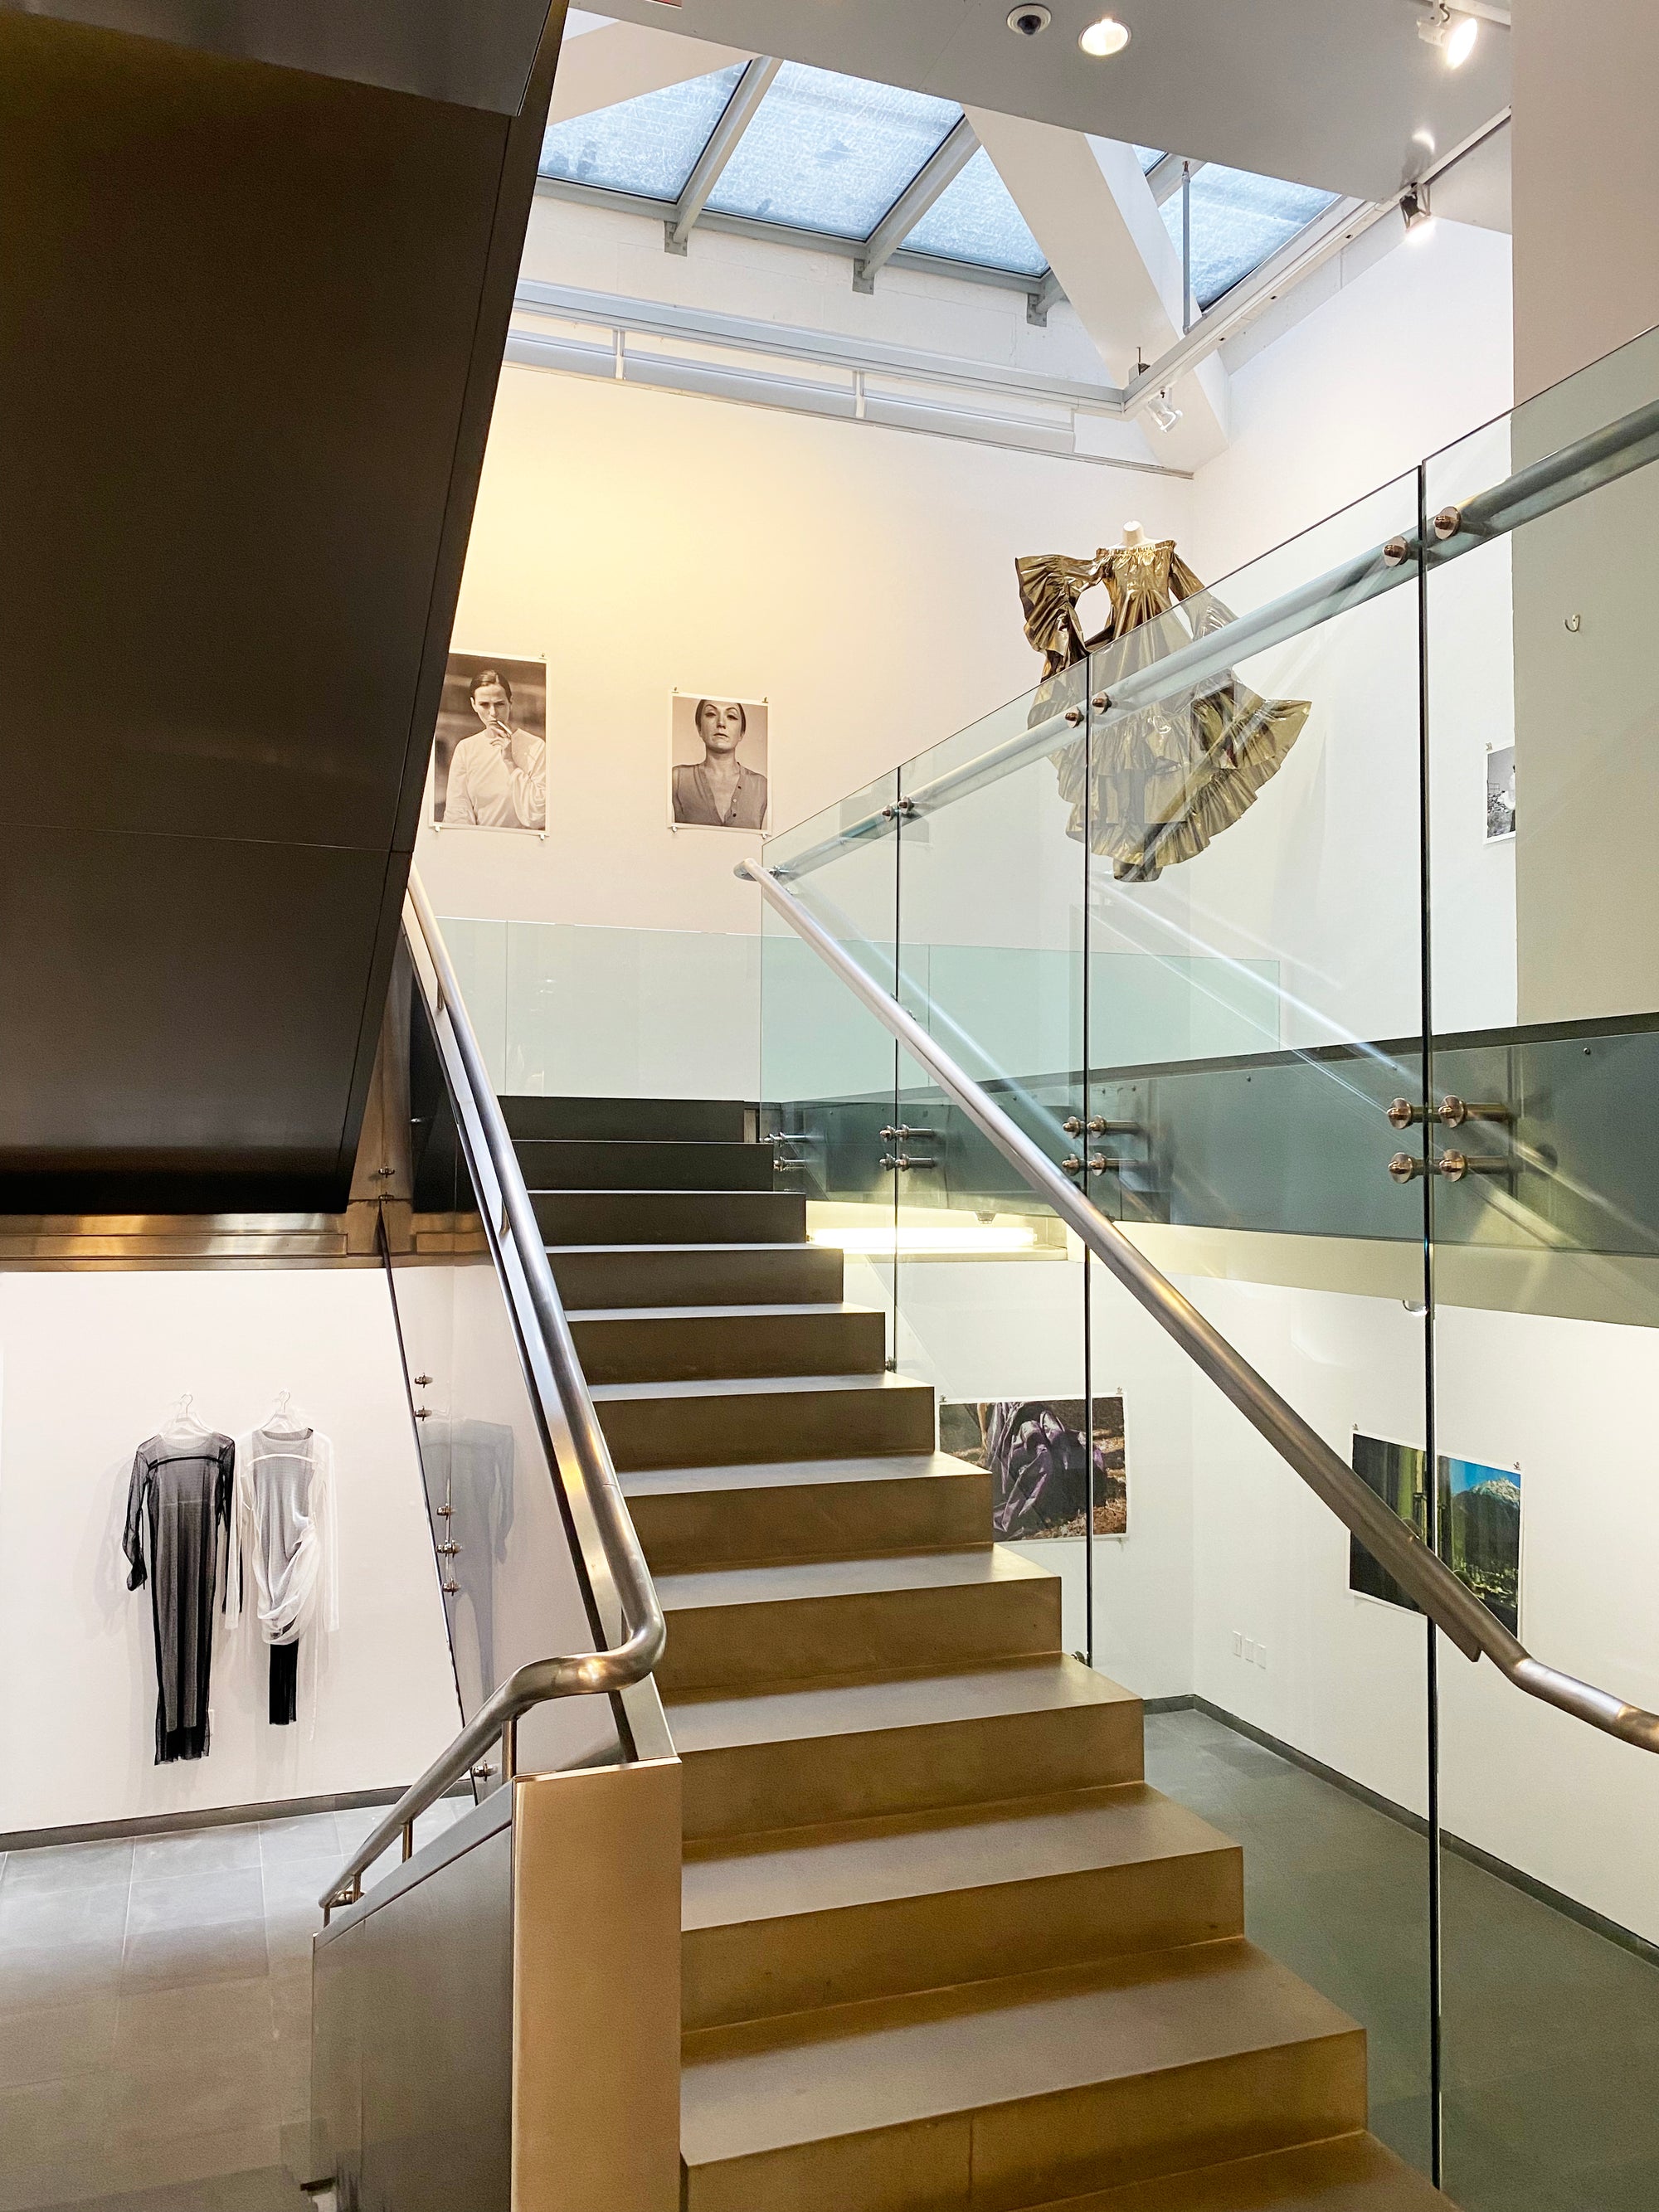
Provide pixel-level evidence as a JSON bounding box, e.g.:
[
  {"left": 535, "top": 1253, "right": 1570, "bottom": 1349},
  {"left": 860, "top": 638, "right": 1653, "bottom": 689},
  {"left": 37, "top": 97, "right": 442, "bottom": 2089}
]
[
  {"left": 682, "top": 1782, "right": 1243, "bottom": 2030},
  {"left": 529, "top": 1188, "right": 805, "bottom": 1247},
  {"left": 679, "top": 1940, "right": 1366, "bottom": 2212},
  {"left": 569, "top": 1302, "right": 887, "bottom": 1384},
  {"left": 592, "top": 1372, "right": 936, "bottom": 1471},
  {"left": 501, "top": 1093, "right": 747, "bottom": 1143},
  {"left": 513, "top": 1136, "right": 774, "bottom": 1191},
  {"left": 671, "top": 1654, "right": 1142, "bottom": 1840},
  {"left": 623, "top": 1453, "right": 990, "bottom": 1573},
  {"left": 655, "top": 1545, "right": 1060, "bottom": 1696},
  {"left": 547, "top": 1242, "right": 844, "bottom": 1310},
  {"left": 1020, "top": 2134, "right": 1446, "bottom": 2211}
]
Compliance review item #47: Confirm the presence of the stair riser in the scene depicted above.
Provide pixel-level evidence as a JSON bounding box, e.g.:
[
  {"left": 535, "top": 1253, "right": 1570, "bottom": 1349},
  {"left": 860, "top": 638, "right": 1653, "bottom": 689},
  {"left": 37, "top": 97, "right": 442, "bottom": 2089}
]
[
  {"left": 682, "top": 2031, "right": 1367, "bottom": 2212},
  {"left": 503, "top": 1095, "right": 746, "bottom": 1143},
  {"left": 679, "top": 1701, "right": 1145, "bottom": 1841},
  {"left": 682, "top": 1848, "right": 1245, "bottom": 2030},
  {"left": 548, "top": 1244, "right": 844, "bottom": 1310},
  {"left": 659, "top": 1573, "right": 1061, "bottom": 1697},
  {"left": 598, "top": 1384, "right": 936, "bottom": 1472},
  {"left": 572, "top": 1309, "right": 886, "bottom": 1386},
  {"left": 514, "top": 1138, "right": 774, "bottom": 1191},
  {"left": 531, "top": 1189, "right": 805, "bottom": 1246},
  {"left": 632, "top": 1471, "right": 990, "bottom": 1574}
]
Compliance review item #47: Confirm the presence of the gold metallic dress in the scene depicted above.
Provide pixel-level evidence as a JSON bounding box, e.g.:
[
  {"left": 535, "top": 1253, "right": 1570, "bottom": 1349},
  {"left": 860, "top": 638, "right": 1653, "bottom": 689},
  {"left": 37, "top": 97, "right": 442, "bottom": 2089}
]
[{"left": 1015, "top": 538, "right": 1311, "bottom": 882}]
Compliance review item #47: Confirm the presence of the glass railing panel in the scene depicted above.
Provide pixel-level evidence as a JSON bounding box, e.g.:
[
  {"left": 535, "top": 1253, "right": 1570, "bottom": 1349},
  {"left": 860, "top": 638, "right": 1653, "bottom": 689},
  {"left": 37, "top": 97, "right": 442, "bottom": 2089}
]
[
  {"left": 890, "top": 673, "right": 1090, "bottom": 1650},
  {"left": 761, "top": 774, "right": 902, "bottom": 1335},
  {"left": 384, "top": 950, "right": 622, "bottom": 1808},
  {"left": 1426, "top": 329, "right": 1659, "bottom": 2212},
  {"left": 1077, "top": 472, "right": 1436, "bottom": 2176}
]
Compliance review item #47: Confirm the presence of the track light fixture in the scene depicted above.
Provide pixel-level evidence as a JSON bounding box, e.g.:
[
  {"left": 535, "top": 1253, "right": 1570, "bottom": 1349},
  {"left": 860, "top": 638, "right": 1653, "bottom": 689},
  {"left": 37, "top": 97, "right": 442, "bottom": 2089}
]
[
  {"left": 1146, "top": 389, "right": 1182, "bottom": 431},
  {"left": 1401, "top": 180, "right": 1435, "bottom": 239},
  {"left": 1417, "top": 2, "right": 1479, "bottom": 66}
]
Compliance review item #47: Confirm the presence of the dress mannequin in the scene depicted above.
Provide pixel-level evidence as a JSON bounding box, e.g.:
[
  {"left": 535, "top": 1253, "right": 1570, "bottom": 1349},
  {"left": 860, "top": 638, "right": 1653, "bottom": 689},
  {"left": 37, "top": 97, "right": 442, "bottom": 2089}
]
[{"left": 1014, "top": 529, "right": 1311, "bottom": 882}]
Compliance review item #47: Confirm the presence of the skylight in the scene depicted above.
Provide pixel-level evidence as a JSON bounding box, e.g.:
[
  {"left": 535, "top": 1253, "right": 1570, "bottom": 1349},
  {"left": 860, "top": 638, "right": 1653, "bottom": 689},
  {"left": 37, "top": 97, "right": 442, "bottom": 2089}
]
[
  {"left": 901, "top": 147, "right": 1048, "bottom": 278},
  {"left": 1160, "top": 165, "right": 1339, "bottom": 310},
  {"left": 706, "top": 64, "right": 962, "bottom": 240},
  {"left": 539, "top": 66, "right": 747, "bottom": 200}
]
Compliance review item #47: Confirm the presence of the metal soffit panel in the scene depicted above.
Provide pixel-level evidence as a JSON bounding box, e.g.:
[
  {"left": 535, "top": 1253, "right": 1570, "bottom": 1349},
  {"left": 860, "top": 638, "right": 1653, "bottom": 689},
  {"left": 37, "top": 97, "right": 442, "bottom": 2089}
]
[
  {"left": 591, "top": 0, "right": 1511, "bottom": 206},
  {"left": 0, "top": 9, "right": 561, "bottom": 1209},
  {"left": 0, "top": 0, "right": 560, "bottom": 112}
]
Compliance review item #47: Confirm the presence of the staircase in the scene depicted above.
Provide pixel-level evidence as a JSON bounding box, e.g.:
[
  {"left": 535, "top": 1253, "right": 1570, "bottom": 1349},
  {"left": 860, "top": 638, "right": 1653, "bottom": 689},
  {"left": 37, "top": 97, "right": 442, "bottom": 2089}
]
[{"left": 507, "top": 1094, "right": 1447, "bottom": 2212}]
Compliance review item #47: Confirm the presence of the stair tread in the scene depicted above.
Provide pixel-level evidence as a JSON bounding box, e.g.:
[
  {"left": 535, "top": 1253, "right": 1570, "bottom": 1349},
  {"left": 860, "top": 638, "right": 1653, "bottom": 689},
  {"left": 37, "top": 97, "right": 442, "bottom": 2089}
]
[
  {"left": 591, "top": 1371, "right": 927, "bottom": 1404},
  {"left": 667, "top": 1653, "right": 1134, "bottom": 1743},
  {"left": 683, "top": 1782, "right": 1237, "bottom": 1932},
  {"left": 567, "top": 1302, "right": 878, "bottom": 1324},
  {"left": 681, "top": 1941, "right": 1358, "bottom": 2166},
  {"left": 1024, "top": 2134, "right": 1443, "bottom": 2211},
  {"left": 621, "top": 1451, "right": 973, "bottom": 1499},
  {"left": 659, "top": 1545, "right": 1044, "bottom": 1618}
]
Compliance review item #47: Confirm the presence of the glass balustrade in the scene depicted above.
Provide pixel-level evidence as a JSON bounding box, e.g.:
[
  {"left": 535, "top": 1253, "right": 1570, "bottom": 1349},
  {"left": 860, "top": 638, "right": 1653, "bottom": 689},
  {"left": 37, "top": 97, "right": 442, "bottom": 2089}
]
[{"left": 749, "top": 320, "right": 1659, "bottom": 2200}]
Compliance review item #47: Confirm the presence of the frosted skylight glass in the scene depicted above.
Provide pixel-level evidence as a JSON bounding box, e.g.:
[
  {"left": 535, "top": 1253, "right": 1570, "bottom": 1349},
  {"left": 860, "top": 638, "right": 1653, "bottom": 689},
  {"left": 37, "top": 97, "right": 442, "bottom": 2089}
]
[
  {"left": 1160, "top": 165, "right": 1337, "bottom": 310},
  {"left": 900, "top": 146, "right": 1048, "bottom": 277},
  {"left": 539, "top": 66, "right": 745, "bottom": 201},
  {"left": 706, "top": 63, "right": 961, "bottom": 239},
  {"left": 1136, "top": 146, "right": 1164, "bottom": 172}
]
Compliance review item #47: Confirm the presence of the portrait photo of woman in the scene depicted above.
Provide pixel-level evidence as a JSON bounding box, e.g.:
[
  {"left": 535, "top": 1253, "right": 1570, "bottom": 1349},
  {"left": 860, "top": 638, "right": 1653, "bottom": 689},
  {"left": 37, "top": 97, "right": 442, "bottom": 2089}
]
[{"left": 670, "top": 694, "right": 769, "bottom": 830}]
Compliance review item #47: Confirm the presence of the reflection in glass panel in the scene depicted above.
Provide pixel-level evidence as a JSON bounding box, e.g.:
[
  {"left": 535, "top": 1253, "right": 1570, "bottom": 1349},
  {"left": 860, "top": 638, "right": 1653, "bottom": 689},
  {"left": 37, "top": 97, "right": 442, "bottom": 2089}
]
[
  {"left": 708, "top": 63, "right": 961, "bottom": 238},
  {"left": 901, "top": 146, "right": 1049, "bottom": 276},
  {"left": 1160, "top": 164, "right": 1337, "bottom": 308},
  {"left": 538, "top": 66, "right": 745, "bottom": 200}
]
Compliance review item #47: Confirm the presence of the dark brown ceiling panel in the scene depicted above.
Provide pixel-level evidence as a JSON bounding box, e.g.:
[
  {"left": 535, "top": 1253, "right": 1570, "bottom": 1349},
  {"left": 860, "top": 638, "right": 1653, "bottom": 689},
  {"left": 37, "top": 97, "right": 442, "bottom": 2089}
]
[{"left": 0, "top": 4, "right": 563, "bottom": 1213}]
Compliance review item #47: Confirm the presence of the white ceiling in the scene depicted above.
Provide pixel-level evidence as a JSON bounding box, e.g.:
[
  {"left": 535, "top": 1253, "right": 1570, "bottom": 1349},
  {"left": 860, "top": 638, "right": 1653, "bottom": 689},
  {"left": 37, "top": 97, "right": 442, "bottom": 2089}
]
[{"left": 592, "top": 0, "right": 1510, "bottom": 204}]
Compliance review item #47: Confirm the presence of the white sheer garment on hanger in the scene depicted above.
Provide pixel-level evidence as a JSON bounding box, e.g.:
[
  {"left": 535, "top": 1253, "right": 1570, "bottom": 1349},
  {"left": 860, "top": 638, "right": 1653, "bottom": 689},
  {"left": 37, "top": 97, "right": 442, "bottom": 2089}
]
[{"left": 227, "top": 1425, "right": 339, "bottom": 1650}]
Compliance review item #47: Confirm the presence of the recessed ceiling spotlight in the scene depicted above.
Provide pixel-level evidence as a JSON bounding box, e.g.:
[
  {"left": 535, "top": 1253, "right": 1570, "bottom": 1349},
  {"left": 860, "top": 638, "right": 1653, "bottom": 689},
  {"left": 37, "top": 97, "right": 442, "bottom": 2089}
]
[
  {"left": 1078, "top": 14, "right": 1131, "bottom": 56},
  {"left": 1006, "top": 4, "right": 1052, "bottom": 36},
  {"left": 1418, "top": 2, "right": 1478, "bottom": 66},
  {"left": 1146, "top": 388, "right": 1181, "bottom": 430}
]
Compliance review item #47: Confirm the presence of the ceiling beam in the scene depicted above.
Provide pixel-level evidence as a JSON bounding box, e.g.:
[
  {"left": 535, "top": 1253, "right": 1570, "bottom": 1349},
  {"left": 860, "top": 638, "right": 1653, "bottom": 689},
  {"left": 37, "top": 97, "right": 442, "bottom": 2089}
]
[
  {"left": 547, "top": 20, "right": 755, "bottom": 127},
  {"left": 664, "top": 55, "right": 781, "bottom": 255},
  {"left": 854, "top": 115, "right": 979, "bottom": 293},
  {"left": 966, "top": 110, "right": 1231, "bottom": 466}
]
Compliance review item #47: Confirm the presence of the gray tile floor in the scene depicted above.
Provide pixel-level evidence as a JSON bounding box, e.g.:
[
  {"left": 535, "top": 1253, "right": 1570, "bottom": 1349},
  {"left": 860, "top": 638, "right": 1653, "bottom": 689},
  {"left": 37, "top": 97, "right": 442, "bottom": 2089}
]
[
  {"left": 7, "top": 1727, "right": 1656, "bottom": 2210},
  {"left": 0, "top": 1801, "right": 464, "bottom": 2212},
  {"left": 1146, "top": 1706, "right": 1659, "bottom": 2212}
]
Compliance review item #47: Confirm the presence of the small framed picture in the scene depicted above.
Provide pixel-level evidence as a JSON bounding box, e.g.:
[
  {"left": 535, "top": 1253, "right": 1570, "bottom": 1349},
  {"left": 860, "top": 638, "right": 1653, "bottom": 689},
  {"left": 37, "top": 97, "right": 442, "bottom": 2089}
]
[
  {"left": 432, "top": 653, "right": 547, "bottom": 834},
  {"left": 670, "top": 693, "right": 769, "bottom": 831},
  {"left": 1486, "top": 743, "right": 1515, "bottom": 842}
]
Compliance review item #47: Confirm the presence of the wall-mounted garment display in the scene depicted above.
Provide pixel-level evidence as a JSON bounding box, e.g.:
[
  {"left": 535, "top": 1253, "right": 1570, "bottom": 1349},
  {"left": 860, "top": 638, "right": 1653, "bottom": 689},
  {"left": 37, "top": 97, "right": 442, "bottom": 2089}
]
[
  {"left": 124, "top": 1422, "right": 236, "bottom": 1762},
  {"left": 228, "top": 1413, "right": 338, "bottom": 1727}
]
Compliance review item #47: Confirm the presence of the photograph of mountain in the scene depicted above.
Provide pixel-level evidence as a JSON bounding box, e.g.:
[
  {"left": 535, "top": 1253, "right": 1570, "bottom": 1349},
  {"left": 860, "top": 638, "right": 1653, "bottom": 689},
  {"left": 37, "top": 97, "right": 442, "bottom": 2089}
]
[
  {"left": 1350, "top": 1433, "right": 1429, "bottom": 1613},
  {"left": 939, "top": 1397, "right": 1127, "bottom": 1540},
  {"left": 1438, "top": 1456, "right": 1522, "bottom": 1635},
  {"left": 1349, "top": 1434, "right": 1521, "bottom": 1636}
]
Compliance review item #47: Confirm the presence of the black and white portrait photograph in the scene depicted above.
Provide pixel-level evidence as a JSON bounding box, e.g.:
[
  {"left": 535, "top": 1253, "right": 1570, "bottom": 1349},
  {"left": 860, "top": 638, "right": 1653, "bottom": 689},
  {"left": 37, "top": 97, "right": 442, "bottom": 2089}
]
[
  {"left": 432, "top": 652, "right": 547, "bottom": 832},
  {"left": 670, "top": 693, "right": 769, "bottom": 830},
  {"left": 1486, "top": 743, "right": 1515, "bottom": 841}
]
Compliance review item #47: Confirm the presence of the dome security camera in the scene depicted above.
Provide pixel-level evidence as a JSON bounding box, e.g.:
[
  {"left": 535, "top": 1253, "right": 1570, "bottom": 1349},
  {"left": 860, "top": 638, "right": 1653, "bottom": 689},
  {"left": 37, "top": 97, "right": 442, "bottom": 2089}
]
[{"left": 1007, "top": 5, "right": 1053, "bottom": 34}]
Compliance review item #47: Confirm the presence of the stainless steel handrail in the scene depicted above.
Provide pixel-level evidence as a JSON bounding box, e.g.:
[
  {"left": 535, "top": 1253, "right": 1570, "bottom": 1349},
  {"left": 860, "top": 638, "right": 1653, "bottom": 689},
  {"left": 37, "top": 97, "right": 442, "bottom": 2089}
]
[
  {"left": 773, "top": 386, "right": 1659, "bottom": 882},
  {"left": 739, "top": 856, "right": 1659, "bottom": 1757},
  {"left": 319, "top": 868, "right": 666, "bottom": 1913}
]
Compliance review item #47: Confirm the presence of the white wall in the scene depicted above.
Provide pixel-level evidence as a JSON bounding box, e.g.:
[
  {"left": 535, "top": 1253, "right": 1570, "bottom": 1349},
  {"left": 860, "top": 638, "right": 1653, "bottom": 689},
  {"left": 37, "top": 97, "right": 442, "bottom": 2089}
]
[{"left": 0, "top": 1269, "right": 460, "bottom": 1836}]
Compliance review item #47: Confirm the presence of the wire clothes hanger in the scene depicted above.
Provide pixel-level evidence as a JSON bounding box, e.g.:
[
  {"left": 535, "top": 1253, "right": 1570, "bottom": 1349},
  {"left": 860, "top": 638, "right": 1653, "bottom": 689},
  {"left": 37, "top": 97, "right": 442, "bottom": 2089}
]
[
  {"left": 162, "top": 1391, "right": 211, "bottom": 1440},
  {"left": 260, "top": 1389, "right": 310, "bottom": 1438}
]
